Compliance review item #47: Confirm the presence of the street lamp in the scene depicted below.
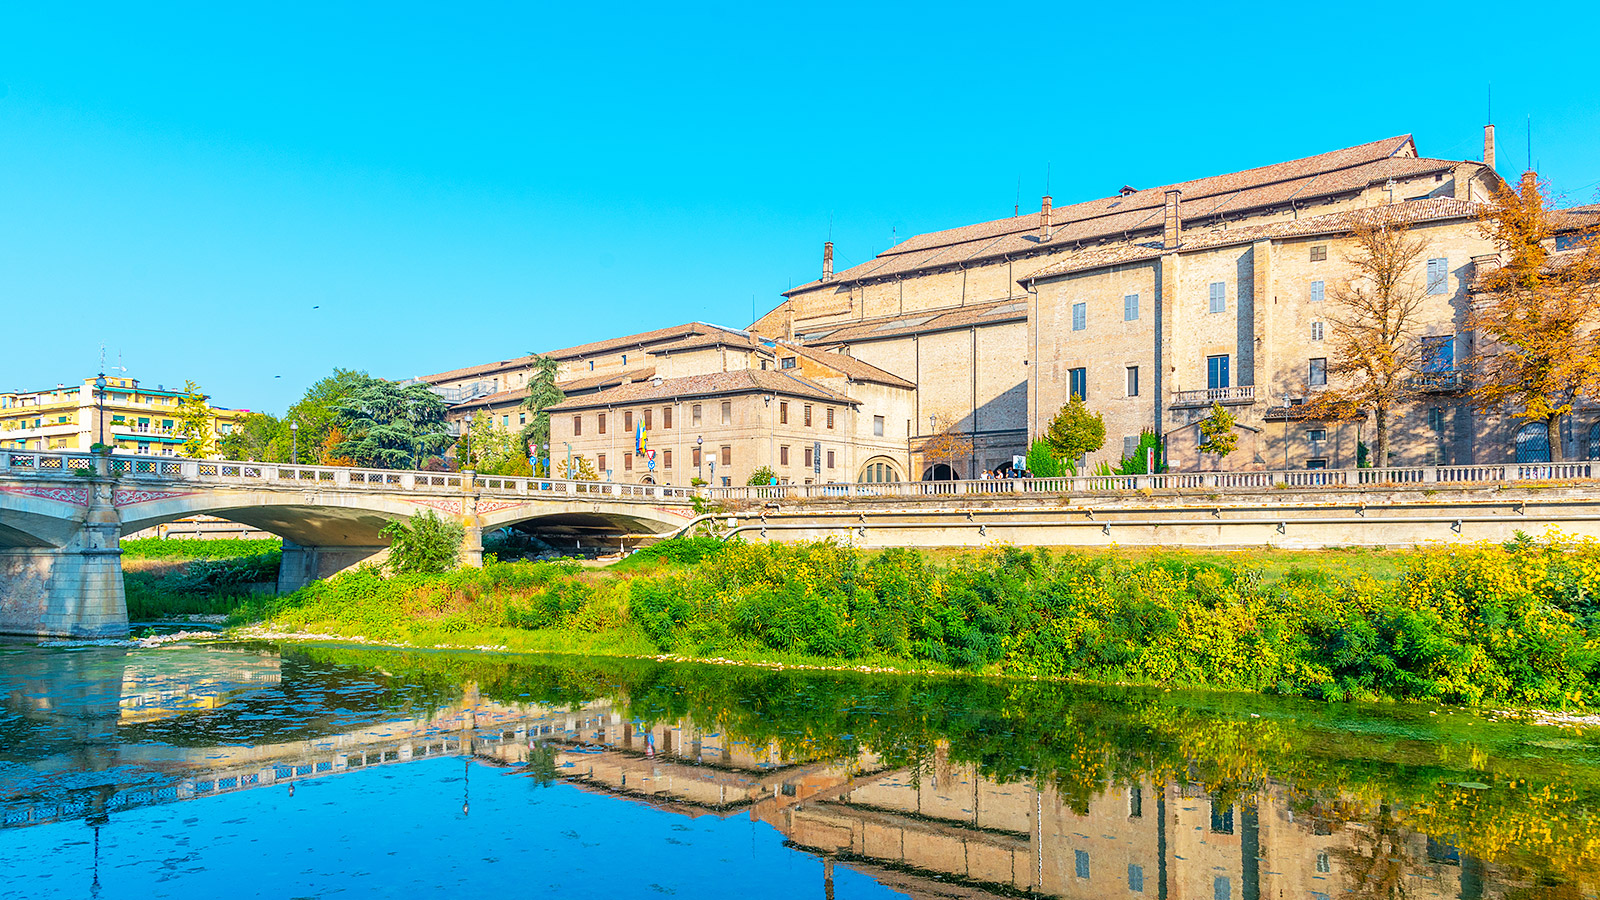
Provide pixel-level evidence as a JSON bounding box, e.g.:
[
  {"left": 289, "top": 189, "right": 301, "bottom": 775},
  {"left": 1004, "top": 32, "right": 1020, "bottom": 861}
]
[
  {"left": 290, "top": 421, "right": 299, "bottom": 464},
  {"left": 564, "top": 441, "right": 572, "bottom": 479},
  {"left": 93, "top": 372, "right": 107, "bottom": 453},
  {"left": 696, "top": 435, "right": 704, "bottom": 482}
]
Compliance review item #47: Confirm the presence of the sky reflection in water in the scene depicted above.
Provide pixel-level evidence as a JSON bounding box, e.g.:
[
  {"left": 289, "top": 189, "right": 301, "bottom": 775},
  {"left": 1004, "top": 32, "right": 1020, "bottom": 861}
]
[{"left": 1, "top": 641, "right": 1597, "bottom": 899}]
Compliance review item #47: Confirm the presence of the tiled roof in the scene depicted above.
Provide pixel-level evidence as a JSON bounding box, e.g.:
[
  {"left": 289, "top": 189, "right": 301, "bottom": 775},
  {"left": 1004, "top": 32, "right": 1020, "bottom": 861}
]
[
  {"left": 547, "top": 369, "right": 856, "bottom": 412},
  {"left": 780, "top": 345, "right": 916, "bottom": 389},
  {"left": 1026, "top": 197, "right": 1483, "bottom": 283},
  {"left": 441, "top": 368, "right": 658, "bottom": 413},
  {"left": 785, "top": 136, "right": 1490, "bottom": 294},
  {"left": 419, "top": 323, "right": 746, "bottom": 385},
  {"left": 794, "top": 297, "right": 1029, "bottom": 346}
]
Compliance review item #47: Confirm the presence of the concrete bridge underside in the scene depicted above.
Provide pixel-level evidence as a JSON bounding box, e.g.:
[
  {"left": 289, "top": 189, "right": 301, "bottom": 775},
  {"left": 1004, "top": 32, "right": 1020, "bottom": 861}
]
[{"left": 0, "top": 469, "right": 691, "bottom": 640}]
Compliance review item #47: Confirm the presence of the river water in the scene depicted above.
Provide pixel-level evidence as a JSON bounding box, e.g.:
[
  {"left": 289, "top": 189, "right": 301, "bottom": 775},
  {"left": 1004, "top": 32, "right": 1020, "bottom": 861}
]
[{"left": 0, "top": 640, "right": 1596, "bottom": 899}]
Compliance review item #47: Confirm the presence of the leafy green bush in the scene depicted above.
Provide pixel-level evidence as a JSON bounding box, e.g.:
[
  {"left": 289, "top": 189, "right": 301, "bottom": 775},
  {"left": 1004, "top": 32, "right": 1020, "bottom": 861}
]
[{"left": 381, "top": 510, "right": 465, "bottom": 575}]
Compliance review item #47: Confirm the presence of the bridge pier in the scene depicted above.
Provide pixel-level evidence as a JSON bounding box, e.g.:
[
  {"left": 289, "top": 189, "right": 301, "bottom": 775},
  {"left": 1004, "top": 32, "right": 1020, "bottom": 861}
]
[
  {"left": 460, "top": 524, "right": 483, "bottom": 568},
  {"left": 276, "top": 543, "right": 389, "bottom": 594},
  {"left": 0, "top": 469, "right": 127, "bottom": 640}
]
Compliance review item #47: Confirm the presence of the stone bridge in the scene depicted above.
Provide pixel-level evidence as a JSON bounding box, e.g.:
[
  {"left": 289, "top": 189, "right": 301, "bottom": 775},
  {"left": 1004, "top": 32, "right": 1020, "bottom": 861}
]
[{"left": 0, "top": 451, "right": 696, "bottom": 639}]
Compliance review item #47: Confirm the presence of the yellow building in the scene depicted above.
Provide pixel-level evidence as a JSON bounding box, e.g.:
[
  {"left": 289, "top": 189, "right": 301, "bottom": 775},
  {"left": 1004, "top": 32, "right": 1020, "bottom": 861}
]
[{"left": 0, "top": 375, "right": 246, "bottom": 457}]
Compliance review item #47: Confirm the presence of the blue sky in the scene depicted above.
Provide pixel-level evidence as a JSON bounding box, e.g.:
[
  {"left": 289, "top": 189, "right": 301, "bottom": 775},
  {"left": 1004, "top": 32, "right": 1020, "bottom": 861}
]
[{"left": 2, "top": 2, "right": 1596, "bottom": 413}]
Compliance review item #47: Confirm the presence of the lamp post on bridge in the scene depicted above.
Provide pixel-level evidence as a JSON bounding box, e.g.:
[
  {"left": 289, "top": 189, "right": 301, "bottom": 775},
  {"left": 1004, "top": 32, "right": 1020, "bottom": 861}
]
[
  {"left": 290, "top": 421, "right": 298, "bottom": 465},
  {"left": 93, "top": 372, "right": 106, "bottom": 453},
  {"left": 696, "top": 435, "right": 703, "bottom": 483}
]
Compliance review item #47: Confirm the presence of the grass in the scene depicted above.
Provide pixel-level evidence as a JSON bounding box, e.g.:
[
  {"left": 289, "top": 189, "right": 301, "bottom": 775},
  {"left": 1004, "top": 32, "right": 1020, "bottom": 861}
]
[{"left": 121, "top": 537, "right": 282, "bottom": 559}]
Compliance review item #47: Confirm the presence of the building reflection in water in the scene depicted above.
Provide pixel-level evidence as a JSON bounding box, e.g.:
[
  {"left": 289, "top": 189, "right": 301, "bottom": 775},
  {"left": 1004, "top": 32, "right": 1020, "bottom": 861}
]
[{"left": 0, "top": 645, "right": 1587, "bottom": 900}]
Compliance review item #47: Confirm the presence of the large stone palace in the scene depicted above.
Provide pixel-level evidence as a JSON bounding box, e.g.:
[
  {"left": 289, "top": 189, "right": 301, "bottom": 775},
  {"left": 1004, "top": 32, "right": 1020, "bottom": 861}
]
[{"left": 420, "top": 127, "right": 1600, "bottom": 485}]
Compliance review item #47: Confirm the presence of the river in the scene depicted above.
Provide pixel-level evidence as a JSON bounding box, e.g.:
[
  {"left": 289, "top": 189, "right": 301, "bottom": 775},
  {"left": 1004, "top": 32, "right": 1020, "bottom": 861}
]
[{"left": 0, "top": 638, "right": 1596, "bottom": 898}]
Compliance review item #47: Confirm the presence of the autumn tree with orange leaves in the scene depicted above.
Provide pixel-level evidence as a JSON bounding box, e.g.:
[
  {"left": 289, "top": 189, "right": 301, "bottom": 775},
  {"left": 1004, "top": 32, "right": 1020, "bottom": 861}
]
[
  {"left": 1470, "top": 172, "right": 1600, "bottom": 461},
  {"left": 1302, "top": 222, "right": 1431, "bottom": 468}
]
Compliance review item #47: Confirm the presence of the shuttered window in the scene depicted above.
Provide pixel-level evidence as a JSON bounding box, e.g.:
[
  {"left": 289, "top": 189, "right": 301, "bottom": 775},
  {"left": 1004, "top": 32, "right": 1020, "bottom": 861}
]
[
  {"left": 1310, "top": 280, "right": 1325, "bottom": 302},
  {"left": 1209, "top": 282, "right": 1225, "bottom": 313},
  {"left": 1426, "top": 258, "right": 1449, "bottom": 294},
  {"left": 1072, "top": 302, "right": 1087, "bottom": 331},
  {"left": 1124, "top": 293, "right": 1139, "bottom": 321}
]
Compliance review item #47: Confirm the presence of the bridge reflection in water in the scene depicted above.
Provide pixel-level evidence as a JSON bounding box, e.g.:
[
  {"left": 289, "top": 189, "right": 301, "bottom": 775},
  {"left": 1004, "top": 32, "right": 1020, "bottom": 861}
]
[{"left": 0, "top": 644, "right": 1576, "bottom": 899}]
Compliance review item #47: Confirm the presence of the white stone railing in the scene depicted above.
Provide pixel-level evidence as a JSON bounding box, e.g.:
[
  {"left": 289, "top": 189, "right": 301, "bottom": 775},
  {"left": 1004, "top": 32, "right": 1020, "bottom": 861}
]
[
  {"left": 0, "top": 451, "right": 696, "bottom": 501},
  {"left": 1169, "top": 385, "right": 1257, "bottom": 407},
  {"left": 703, "top": 462, "right": 1599, "bottom": 501}
]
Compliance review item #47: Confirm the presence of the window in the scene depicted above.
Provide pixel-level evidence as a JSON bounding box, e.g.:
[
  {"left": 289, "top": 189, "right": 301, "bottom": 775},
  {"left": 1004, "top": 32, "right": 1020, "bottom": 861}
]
[
  {"left": 621, "top": 353, "right": 628, "bottom": 365},
  {"left": 826, "top": 450, "right": 835, "bottom": 468},
  {"left": 1207, "top": 355, "right": 1230, "bottom": 390},
  {"left": 1072, "top": 301, "right": 1087, "bottom": 331},
  {"left": 781, "top": 357, "right": 797, "bottom": 369},
  {"left": 1124, "top": 293, "right": 1139, "bottom": 321},
  {"left": 624, "top": 452, "right": 633, "bottom": 471},
  {"left": 1069, "top": 367, "right": 1088, "bottom": 400},
  {"left": 692, "top": 404, "right": 702, "bottom": 426},
  {"left": 804, "top": 445, "right": 814, "bottom": 468},
  {"left": 1316, "top": 853, "right": 1331, "bottom": 874},
  {"left": 720, "top": 401, "right": 732, "bottom": 425},
  {"left": 1214, "top": 877, "right": 1231, "bottom": 900},
  {"left": 1128, "top": 864, "right": 1145, "bottom": 893},
  {"left": 1311, "top": 321, "right": 1324, "bottom": 341},
  {"left": 779, "top": 401, "right": 788, "bottom": 424},
  {"left": 1426, "top": 257, "right": 1449, "bottom": 295},
  {"left": 1310, "top": 244, "right": 1328, "bottom": 261},
  {"left": 662, "top": 406, "right": 672, "bottom": 428},
  {"left": 597, "top": 453, "right": 607, "bottom": 472},
  {"left": 662, "top": 449, "right": 672, "bottom": 468},
  {"left": 643, "top": 408, "right": 652, "bottom": 430},
  {"left": 804, "top": 405, "right": 813, "bottom": 427},
  {"left": 1123, "top": 435, "right": 1137, "bottom": 458},
  {"left": 1074, "top": 850, "right": 1090, "bottom": 880},
  {"left": 780, "top": 445, "right": 790, "bottom": 465},
  {"left": 1419, "top": 335, "right": 1454, "bottom": 372},
  {"left": 826, "top": 408, "right": 835, "bottom": 429},
  {"left": 1309, "top": 357, "right": 1328, "bottom": 387},
  {"left": 1307, "top": 458, "right": 1328, "bottom": 469},
  {"left": 1129, "top": 787, "right": 1143, "bottom": 818},
  {"left": 692, "top": 447, "right": 701, "bottom": 467},
  {"left": 598, "top": 413, "right": 607, "bottom": 435},
  {"left": 502, "top": 415, "right": 509, "bottom": 428},
  {"left": 519, "top": 412, "right": 527, "bottom": 425},
  {"left": 1126, "top": 365, "right": 1139, "bottom": 397},
  {"left": 1308, "top": 428, "right": 1327, "bottom": 442},
  {"left": 1209, "top": 282, "right": 1226, "bottom": 313},
  {"left": 1429, "top": 406, "right": 1445, "bottom": 433},
  {"left": 624, "top": 410, "right": 633, "bottom": 432},
  {"left": 720, "top": 445, "right": 731, "bottom": 466},
  {"left": 573, "top": 415, "right": 583, "bottom": 437},
  {"left": 873, "top": 415, "right": 885, "bottom": 437},
  {"left": 1309, "top": 280, "right": 1325, "bottom": 302},
  {"left": 1210, "top": 803, "right": 1234, "bottom": 834},
  {"left": 587, "top": 360, "right": 594, "bottom": 371}
]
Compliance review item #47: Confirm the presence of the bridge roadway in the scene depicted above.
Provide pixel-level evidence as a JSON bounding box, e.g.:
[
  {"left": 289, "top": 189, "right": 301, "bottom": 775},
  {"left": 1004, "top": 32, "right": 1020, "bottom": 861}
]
[{"left": 0, "top": 450, "right": 696, "bottom": 639}]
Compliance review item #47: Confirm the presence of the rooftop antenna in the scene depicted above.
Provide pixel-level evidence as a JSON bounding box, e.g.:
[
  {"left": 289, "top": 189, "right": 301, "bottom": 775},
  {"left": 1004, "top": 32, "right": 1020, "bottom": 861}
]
[{"left": 1014, "top": 176, "right": 1021, "bottom": 217}]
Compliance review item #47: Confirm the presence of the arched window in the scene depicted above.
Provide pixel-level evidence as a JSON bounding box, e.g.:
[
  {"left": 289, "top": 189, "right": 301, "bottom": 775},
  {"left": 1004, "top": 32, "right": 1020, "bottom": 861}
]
[
  {"left": 1515, "top": 422, "right": 1551, "bottom": 463},
  {"left": 1589, "top": 421, "right": 1600, "bottom": 460},
  {"left": 857, "top": 457, "right": 903, "bottom": 484}
]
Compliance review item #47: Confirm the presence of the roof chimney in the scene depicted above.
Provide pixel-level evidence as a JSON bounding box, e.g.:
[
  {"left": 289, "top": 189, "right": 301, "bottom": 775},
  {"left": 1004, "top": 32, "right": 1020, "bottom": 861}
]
[
  {"left": 822, "top": 241, "right": 834, "bottom": 282},
  {"left": 1163, "top": 189, "right": 1182, "bottom": 250},
  {"left": 1039, "top": 195, "right": 1053, "bottom": 242},
  {"left": 1483, "top": 123, "right": 1497, "bottom": 172}
]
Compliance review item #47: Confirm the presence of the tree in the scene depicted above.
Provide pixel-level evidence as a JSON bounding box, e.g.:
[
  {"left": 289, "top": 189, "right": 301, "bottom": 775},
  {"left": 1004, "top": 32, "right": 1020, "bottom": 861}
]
[
  {"left": 1025, "top": 439, "right": 1063, "bottom": 477},
  {"left": 176, "top": 381, "right": 217, "bottom": 458},
  {"left": 1042, "top": 396, "right": 1105, "bottom": 473},
  {"left": 1301, "top": 222, "right": 1431, "bottom": 467},
  {"left": 218, "top": 411, "right": 285, "bottom": 461},
  {"left": 1115, "top": 430, "right": 1163, "bottom": 475},
  {"left": 556, "top": 454, "right": 599, "bottom": 481},
  {"left": 920, "top": 413, "right": 973, "bottom": 479},
  {"left": 460, "top": 410, "right": 530, "bottom": 475},
  {"left": 1470, "top": 172, "right": 1600, "bottom": 461},
  {"left": 332, "top": 378, "right": 453, "bottom": 469},
  {"left": 380, "top": 510, "right": 464, "bottom": 575},
  {"left": 747, "top": 465, "right": 777, "bottom": 486},
  {"left": 519, "top": 354, "right": 565, "bottom": 476},
  {"left": 1197, "top": 402, "right": 1239, "bottom": 459}
]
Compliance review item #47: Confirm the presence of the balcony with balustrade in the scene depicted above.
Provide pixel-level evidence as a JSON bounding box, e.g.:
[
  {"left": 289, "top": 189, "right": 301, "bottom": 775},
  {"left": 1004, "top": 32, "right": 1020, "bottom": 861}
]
[{"left": 1168, "top": 386, "right": 1256, "bottom": 409}]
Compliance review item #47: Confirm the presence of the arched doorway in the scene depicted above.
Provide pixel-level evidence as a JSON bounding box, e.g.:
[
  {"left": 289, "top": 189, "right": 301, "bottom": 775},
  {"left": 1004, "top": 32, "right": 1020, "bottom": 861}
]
[
  {"left": 921, "top": 463, "right": 956, "bottom": 481},
  {"left": 857, "top": 457, "right": 903, "bottom": 483},
  {"left": 639, "top": 475, "right": 656, "bottom": 485},
  {"left": 1515, "top": 423, "right": 1551, "bottom": 463}
]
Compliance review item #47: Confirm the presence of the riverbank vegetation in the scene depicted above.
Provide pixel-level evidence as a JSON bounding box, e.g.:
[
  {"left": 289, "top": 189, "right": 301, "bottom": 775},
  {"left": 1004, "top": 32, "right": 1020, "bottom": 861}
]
[
  {"left": 233, "top": 530, "right": 1600, "bottom": 709},
  {"left": 123, "top": 537, "right": 282, "bottom": 620}
]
